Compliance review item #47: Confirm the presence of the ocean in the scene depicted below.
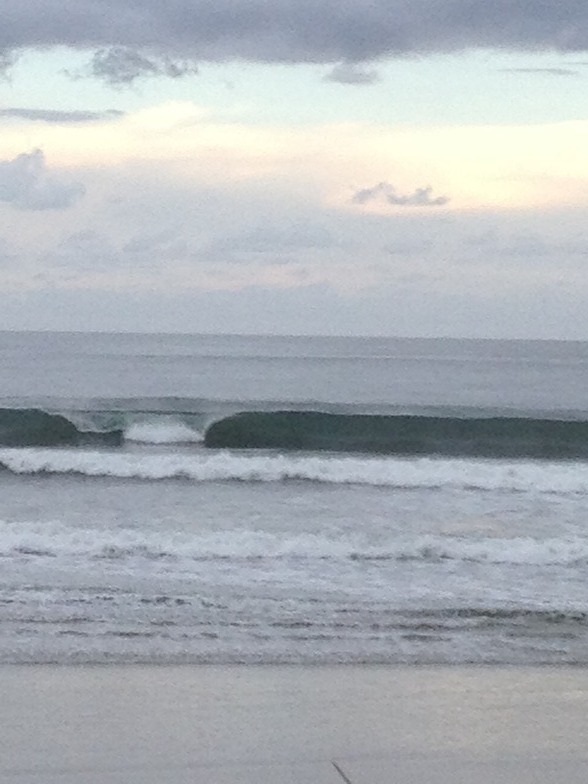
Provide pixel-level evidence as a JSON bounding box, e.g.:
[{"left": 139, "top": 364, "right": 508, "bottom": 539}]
[{"left": 1, "top": 331, "right": 587, "bottom": 666}]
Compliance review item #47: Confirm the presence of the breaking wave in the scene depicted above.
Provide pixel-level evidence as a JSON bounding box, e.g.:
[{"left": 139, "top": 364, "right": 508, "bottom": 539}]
[
  {"left": 124, "top": 420, "right": 204, "bottom": 444},
  {"left": 4, "top": 405, "right": 588, "bottom": 459},
  {"left": 0, "top": 408, "right": 122, "bottom": 447},
  {"left": 2, "top": 519, "right": 588, "bottom": 566},
  {"left": 2, "top": 447, "right": 588, "bottom": 493}
]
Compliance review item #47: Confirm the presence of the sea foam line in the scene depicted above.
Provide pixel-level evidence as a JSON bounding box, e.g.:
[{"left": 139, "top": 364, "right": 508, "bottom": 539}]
[
  {"left": 1, "top": 519, "right": 588, "bottom": 565},
  {"left": 1, "top": 447, "right": 588, "bottom": 493}
]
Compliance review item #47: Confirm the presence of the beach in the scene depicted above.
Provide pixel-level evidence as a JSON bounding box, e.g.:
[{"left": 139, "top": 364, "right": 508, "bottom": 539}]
[{"left": 2, "top": 665, "right": 588, "bottom": 783}]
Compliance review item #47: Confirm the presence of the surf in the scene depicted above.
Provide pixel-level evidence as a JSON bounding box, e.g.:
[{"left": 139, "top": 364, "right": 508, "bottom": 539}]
[
  {"left": 2, "top": 447, "right": 588, "bottom": 494},
  {"left": 0, "top": 408, "right": 123, "bottom": 447},
  {"left": 204, "top": 410, "right": 588, "bottom": 459}
]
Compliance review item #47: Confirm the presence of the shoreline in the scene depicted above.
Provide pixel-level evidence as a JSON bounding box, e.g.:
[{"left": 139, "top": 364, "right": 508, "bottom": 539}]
[{"left": 2, "top": 664, "right": 588, "bottom": 783}]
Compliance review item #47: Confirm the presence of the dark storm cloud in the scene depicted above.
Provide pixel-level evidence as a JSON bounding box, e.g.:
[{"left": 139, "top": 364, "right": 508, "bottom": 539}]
[
  {"left": 0, "top": 107, "right": 124, "bottom": 122},
  {"left": 352, "top": 182, "right": 449, "bottom": 207},
  {"left": 2, "top": 1, "right": 588, "bottom": 75},
  {"left": 0, "top": 149, "right": 85, "bottom": 210}
]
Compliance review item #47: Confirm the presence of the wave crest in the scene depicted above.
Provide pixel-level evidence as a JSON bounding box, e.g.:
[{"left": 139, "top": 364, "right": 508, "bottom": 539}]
[
  {"left": 2, "top": 447, "right": 588, "bottom": 494},
  {"left": 0, "top": 408, "right": 122, "bottom": 447},
  {"left": 205, "top": 410, "right": 588, "bottom": 459}
]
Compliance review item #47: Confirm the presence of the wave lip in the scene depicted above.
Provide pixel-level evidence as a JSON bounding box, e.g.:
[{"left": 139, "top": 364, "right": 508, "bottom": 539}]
[
  {"left": 0, "top": 408, "right": 123, "bottom": 447},
  {"left": 205, "top": 411, "right": 588, "bottom": 459}
]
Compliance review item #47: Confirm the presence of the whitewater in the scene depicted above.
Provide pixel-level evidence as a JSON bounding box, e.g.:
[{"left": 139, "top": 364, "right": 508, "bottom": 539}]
[{"left": 1, "top": 331, "right": 588, "bottom": 664}]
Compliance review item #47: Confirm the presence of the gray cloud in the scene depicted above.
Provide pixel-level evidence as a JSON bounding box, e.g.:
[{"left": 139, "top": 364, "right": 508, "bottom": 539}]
[
  {"left": 2, "top": 1, "right": 588, "bottom": 72},
  {"left": 0, "top": 149, "right": 85, "bottom": 211},
  {"left": 383, "top": 239, "right": 433, "bottom": 255},
  {"left": 0, "top": 49, "right": 15, "bottom": 75},
  {"left": 49, "top": 227, "right": 191, "bottom": 271},
  {"left": 325, "top": 63, "right": 380, "bottom": 85},
  {"left": 499, "top": 67, "right": 580, "bottom": 76},
  {"left": 465, "top": 231, "right": 588, "bottom": 260},
  {"left": 49, "top": 231, "right": 119, "bottom": 270},
  {"left": 203, "top": 222, "right": 337, "bottom": 263},
  {"left": 0, "top": 236, "right": 16, "bottom": 267},
  {"left": 123, "top": 228, "right": 189, "bottom": 262},
  {"left": 87, "top": 47, "right": 198, "bottom": 85},
  {"left": 353, "top": 182, "right": 449, "bottom": 207},
  {"left": 0, "top": 107, "right": 124, "bottom": 123}
]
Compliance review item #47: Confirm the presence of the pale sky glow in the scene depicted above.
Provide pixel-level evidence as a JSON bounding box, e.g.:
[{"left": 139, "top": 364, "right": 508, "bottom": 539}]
[{"left": 1, "top": 2, "right": 588, "bottom": 337}]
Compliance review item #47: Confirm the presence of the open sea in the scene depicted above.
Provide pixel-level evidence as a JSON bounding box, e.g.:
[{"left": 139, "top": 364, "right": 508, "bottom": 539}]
[{"left": 1, "top": 331, "right": 588, "bottom": 666}]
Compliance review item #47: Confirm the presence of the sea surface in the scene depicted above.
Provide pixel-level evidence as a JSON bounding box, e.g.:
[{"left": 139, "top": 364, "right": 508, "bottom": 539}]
[{"left": 1, "top": 331, "right": 587, "bottom": 665}]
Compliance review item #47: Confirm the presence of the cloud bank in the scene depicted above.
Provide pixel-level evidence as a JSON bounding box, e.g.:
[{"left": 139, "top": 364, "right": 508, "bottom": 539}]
[
  {"left": 2, "top": 0, "right": 588, "bottom": 74},
  {"left": 0, "top": 150, "right": 86, "bottom": 211}
]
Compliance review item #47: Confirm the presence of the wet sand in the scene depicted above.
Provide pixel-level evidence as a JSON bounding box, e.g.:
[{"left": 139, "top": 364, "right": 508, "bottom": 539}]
[{"left": 1, "top": 665, "right": 588, "bottom": 783}]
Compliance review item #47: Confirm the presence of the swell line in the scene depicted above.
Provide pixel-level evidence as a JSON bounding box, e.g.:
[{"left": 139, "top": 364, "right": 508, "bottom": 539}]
[
  {"left": 205, "top": 411, "right": 588, "bottom": 459},
  {"left": 4, "top": 406, "right": 588, "bottom": 459}
]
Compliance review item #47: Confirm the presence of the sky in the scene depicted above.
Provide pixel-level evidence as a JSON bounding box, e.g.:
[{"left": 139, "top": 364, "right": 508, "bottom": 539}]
[{"left": 1, "top": 1, "right": 588, "bottom": 338}]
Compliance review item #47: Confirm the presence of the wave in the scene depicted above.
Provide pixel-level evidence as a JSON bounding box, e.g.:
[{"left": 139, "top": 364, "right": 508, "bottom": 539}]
[
  {"left": 0, "top": 408, "right": 122, "bottom": 447},
  {"left": 2, "top": 519, "right": 587, "bottom": 566},
  {"left": 5, "top": 405, "right": 588, "bottom": 459},
  {"left": 2, "top": 447, "right": 588, "bottom": 493},
  {"left": 0, "top": 407, "right": 206, "bottom": 447},
  {"left": 205, "top": 411, "right": 588, "bottom": 459}
]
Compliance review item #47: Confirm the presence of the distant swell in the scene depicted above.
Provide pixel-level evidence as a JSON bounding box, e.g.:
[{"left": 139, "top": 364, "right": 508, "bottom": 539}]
[
  {"left": 205, "top": 411, "right": 588, "bottom": 459},
  {"left": 0, "top": 409, "right": 122, "bottom": 447},
  {"left": 4, "top": 406, "right": 588, "bottom": 458}
]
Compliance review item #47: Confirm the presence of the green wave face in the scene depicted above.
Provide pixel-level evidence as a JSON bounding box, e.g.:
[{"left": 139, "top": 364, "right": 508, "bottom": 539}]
[
  {"left": 204, "top": 411, "right": 588, "bottom": 459},
  {"left": 0, "top": 409, "right": 123, "bottom": 447}
]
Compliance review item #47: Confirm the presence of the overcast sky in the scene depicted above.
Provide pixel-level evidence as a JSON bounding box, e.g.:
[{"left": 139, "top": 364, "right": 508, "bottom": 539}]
[{"left": 1, "top": 0, "right": 588, "bottom": 338}]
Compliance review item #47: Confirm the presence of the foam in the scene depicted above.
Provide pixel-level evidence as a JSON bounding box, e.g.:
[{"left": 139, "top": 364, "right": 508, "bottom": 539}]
[
  {"left": 1, "top": 447, "right": 588, "bottom": 495},
  {"left": 1, "top": 518, "right": 587, "bottom": 566},
  {"left": 125, "top": 420, "right": 204, "bottom": 444}
]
